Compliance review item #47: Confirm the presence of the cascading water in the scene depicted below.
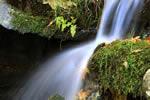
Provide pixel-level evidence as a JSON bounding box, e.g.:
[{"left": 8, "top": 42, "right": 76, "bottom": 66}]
[
  {"left": 0, "top": 0, "right": 13, "bottom": 29},
  {"left": 14, "top": 0, "right": 143, "bottom": 100}
]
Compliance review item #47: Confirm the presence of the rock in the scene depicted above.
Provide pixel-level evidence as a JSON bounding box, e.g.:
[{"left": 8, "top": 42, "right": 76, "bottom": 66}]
[
  {"left": 43, "top": 0, "right": 77, "bottom": 9},
  {"left": 143, "top": 69, "right": 150, "bottom": 98},
  {"left": 48, "top": 94, "right": 65, "bottom": 100},
  {"left": 88, "top": 39, "right": 150, "bottom": 99}
]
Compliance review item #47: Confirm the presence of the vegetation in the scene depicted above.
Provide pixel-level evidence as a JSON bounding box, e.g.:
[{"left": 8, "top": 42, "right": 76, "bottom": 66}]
[
  {"left": 88, "top": 38, "right": 150, "bottom": 96},
  {"left": 55, "top": 16, "right": 77, "bottom": 37},
  {"left": 9, "top": 0, "right": 104, "bottom": 39},
  {"left": 10, "top": 10, "right": 56, "bottom": 38}
]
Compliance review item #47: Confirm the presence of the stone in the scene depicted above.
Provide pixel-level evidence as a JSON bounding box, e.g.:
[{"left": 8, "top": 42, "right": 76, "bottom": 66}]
[{"left": 143, "top": 69, "right": 150, "bottom": 98}]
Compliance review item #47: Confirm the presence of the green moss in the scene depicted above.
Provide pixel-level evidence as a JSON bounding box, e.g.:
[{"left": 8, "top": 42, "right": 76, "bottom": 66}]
[
  {"left": 89, "top": 40, "right": 150, "bottom": 96},
  {"left": 10, "top": 10, "right": 56, "bottom": 38},
  {"left": 8, "top": 0, "right": 104, "bottom": 40}
]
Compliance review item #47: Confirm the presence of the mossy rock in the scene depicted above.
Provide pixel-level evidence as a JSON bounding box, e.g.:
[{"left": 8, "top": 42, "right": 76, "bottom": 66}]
[
  {"left": 88, "top": 39, "right": 150, "bottom": 97},
  {"left": 6, "top": 0, "right": 103, "bottom": 40},
  {"left": 9, "top": 9, "right": 97, "bottom": 40},
  {"left": 9, "top": 9, "right": 56, "bottom": 38},
  {"left": 48, "top": 94, "right": 65, "bottom": 100}
]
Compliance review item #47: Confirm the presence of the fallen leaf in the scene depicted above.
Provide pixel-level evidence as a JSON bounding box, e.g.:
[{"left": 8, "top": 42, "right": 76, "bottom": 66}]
[
  {"left": 132, "top": 49, "right": 142, "bottom": 53},
  {"left": 76, "top": 90, "right": 92, "bottom": 100},
  {"left": 134, "top": 36, "right": 140, "bottom": 39},
  {"left": 146, "top": 37, "right": 150, "bottom": 41},
  {"left": 123, "top": 61, "right": 128, "bottom": 68},
  {"left": 47, "top": 20, "right": 55, "bottom": 27},
  {"left": 104, "top": 42, "right": 111, "bottom": 47},
  {"left": 130, "top": 36, "right": 140, "bottom": 43}
]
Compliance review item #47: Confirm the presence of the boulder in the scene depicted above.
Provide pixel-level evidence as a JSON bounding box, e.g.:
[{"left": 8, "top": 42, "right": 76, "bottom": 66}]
[
  {"left": 143, "top": 69, "right": 150, "bottom": 99},
  {"left": 88, "top": 38, "right": 150, "bottom": 99}
]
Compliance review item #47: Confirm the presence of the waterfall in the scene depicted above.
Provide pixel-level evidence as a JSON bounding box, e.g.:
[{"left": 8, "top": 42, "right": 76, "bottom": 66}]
[
  {"left": 0, "top": 0, "right": 13, "bottom": 29},
  {"left": 14, "top": 0, "right": 143, "bottom": 100}
]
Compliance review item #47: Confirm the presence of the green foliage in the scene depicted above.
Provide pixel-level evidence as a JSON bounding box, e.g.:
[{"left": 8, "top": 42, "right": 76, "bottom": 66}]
[
  {"left": 8, "top": 0, "right": 104, "bottom": 40},
  {"left": 9, "top": 10, "right": 56, "bottom": 38},
  {"left": 89, "top": 40, "right": 150, "bottom": 96},
  {"left": 55, "top": 16, "right": 77, "bottom": 37},
  {"left": 54, "top": 0, "right": 104, "bottom": 32},
  {"left": 70, "top": 25, "right": 77, "bottom": 37}
]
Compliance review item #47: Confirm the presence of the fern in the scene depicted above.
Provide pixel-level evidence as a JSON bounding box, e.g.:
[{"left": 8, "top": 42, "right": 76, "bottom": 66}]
[{"left": 55, "top": 16, "right": 77, "bottom": 37}]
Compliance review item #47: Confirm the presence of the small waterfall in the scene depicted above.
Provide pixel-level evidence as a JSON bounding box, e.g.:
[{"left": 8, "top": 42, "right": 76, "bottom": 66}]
[
  {"left": 0, "top": 0, "right": 13, "bottom": 29},
  {"left": 14, "top": 0, "right": 143, "bottom": 100}
]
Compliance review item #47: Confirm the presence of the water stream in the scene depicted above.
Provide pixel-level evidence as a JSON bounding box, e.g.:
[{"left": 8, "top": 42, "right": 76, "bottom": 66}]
[
  {"left": 14, "top": 0, "right": 143, "bottom": 100},
  {"left": 0, "top": 0, "right": 13, "bottom": 29}
]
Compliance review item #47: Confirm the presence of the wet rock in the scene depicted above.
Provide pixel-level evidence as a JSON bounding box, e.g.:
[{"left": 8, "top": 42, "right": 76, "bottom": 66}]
[
  {"left": 143, "top": 69, "right": 150, "bottom": 99},
  {"left": 6, "top": 0, "right": 50, "bottom": 15},
  {"left": 88, "top": 39, "right": 150, "bottom": 99},
  {"left": 75, "top": 70, "right": 101, "bottom": 100}
]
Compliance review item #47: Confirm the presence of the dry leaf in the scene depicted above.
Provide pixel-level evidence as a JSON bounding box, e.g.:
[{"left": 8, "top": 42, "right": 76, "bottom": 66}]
[
  {"left": 134, "top": 36, "right": 140, "bottom": 39},
  {"left": 146, "top": 37, "right": 150, "bottom": 41},
  {"left": 123, "top": 61, "right": 128, "bottom": 68},
  {"left": 76, "top": 90, "right": 92, "bottom": 100},
  {"left": 130, "top": 36, "right": 140, "bottom": 43},
  {"left": 131, "top": 38, "right": 137, "bottom": 43},
  {"left": 105, "top": 42, "right": 111, "bottom": 47},
  {"left": 132, "top": 49, "right": 142, "bottom": 53},
  {"left": 47, "top": 20, "right": 55, "bottom": 27}
]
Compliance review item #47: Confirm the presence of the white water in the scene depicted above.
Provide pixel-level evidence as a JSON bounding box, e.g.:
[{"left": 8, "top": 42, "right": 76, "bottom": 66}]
[
  {"left": 14, "top": 0, "right": 143, "bottom": 100},
  {"left": 0, "top": 0, "right": 13, "bottom": 29}
]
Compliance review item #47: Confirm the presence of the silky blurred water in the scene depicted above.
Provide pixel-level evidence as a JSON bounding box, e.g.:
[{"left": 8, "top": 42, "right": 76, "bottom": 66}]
[
  {"left": 0, "top": 0, "right": 12, "bottom": 29},
  {"left": 13, "top": 0, "right": 143, "bottom": 100}
]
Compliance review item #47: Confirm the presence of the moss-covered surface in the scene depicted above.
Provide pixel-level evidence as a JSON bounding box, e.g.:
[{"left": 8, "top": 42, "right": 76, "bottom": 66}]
[
  {"left": 88, "top": 38, "right": 150, "bottom": 97},
  {"left": 10, "top": 10, "right": 56, "bottom": 38},
  {"left": 8, "top": 0, "right": 103, "bottom": 40}
]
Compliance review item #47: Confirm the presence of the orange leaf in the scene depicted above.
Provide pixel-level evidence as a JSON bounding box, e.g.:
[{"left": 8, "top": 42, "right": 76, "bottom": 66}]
[
  {"left": 130, "top": 36, "right": 140, "bottom": 43},
  {"left": 76, "top": 90, "right": 92, "bottom": 100},
  {"left": 146, "top": 37, "right": 150, "bottom": 41}
]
